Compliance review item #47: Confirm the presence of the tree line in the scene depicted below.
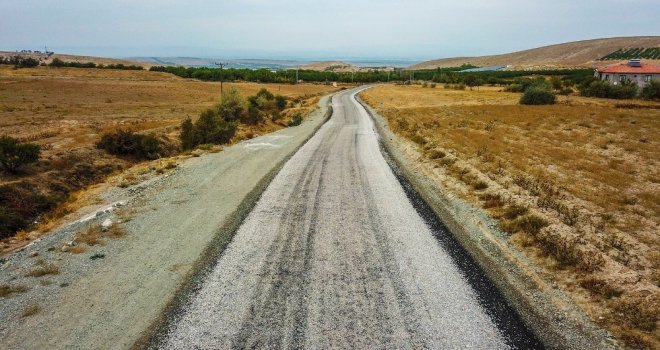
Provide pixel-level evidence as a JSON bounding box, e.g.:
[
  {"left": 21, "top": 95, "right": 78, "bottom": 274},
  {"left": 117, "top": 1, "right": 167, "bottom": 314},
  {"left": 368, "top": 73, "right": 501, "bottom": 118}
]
[
  {"left": 149, "top": 64, "right": 595, "bottom": 87},
  {"left": 48, "top": 58, "right": 144, "bottom": 70}
]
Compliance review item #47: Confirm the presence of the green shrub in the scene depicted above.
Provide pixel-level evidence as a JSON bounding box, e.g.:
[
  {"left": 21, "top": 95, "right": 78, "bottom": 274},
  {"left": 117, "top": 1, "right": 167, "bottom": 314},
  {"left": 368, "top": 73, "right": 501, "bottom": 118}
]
[
  {"left": 288, "top": 114, "right": 304, "bottom": 127},
  {"left": 0, "top": 136, "right": 40, "bottom": 172},
  {"left": 0, "top": 207, "right": 28, "bottom": 239},
  {"left": 640, "top": 80, "right": 660, "bottom": 100},
  {"left": 217, "top": 88, "right": 246, "bottom": 121},
  {"left": 96, "top": 130, "right": 163, "bottom": 160},
  {"left": 579, "top": 79, "right": 637, "bottom": 99},
  {"left": 520, "top": 86, "right": 556, "bottom": 105},
  {"left": 180, "top": 109, "right": 238, "bottom": 150},
  {"left": 193, "top": 109, "right": 237, "bottom": 144},
  {"left": 0, "top": 182, "right": 58, "bottom": 238},
  {"left": 275, "top": 95, "right": 287, "bottom": 110}
]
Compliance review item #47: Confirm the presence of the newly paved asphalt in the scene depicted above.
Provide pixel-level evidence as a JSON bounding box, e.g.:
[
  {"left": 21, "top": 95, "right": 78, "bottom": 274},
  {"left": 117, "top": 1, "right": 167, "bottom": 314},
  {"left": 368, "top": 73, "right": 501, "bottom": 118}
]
[{"left": 159, "top": 88, "right": 528, "bottom": 349}]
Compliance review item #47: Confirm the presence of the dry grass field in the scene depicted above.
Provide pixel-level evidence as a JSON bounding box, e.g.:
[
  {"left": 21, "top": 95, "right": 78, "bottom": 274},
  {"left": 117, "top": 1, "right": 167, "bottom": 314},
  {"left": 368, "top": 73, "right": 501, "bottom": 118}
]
[
  {"left": 0, "top": 65, "right": 337, "bottom": 251},
  {"left": 362, "top": 85, "right": 659, "bottom": 348}
]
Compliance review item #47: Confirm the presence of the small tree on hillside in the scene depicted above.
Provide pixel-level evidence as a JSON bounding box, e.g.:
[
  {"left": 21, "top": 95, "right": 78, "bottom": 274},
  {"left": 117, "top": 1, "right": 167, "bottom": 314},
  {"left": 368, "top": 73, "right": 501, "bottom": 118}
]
[
  {"left": 217, "top": 88, "right": 246, "bottom": 121},
  {"left": 0, "top": 136, "right": 40, "bottom": 172}
]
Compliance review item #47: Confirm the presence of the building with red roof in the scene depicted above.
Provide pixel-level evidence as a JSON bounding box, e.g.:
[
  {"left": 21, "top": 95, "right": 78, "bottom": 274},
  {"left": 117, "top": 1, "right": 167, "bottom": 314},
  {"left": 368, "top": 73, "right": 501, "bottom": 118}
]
[{"left": 595, "top": 59, "right": 660, "bottom": 88}]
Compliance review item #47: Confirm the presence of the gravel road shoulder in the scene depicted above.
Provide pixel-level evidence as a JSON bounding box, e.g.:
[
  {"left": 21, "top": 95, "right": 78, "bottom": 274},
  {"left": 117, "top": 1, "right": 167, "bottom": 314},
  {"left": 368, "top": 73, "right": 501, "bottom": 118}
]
[
  {"left": 356, "top": 92, "right": 618, "bottom": 350},
  {"left": 0, "top": 95, "right": 333, "bottom": 349}
]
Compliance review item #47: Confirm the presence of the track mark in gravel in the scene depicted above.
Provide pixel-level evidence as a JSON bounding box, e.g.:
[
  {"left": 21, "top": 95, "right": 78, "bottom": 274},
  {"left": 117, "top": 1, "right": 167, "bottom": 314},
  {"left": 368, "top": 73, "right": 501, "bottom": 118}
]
[{"left": 157, "top": 88, "right": 540, "bottom": 350}]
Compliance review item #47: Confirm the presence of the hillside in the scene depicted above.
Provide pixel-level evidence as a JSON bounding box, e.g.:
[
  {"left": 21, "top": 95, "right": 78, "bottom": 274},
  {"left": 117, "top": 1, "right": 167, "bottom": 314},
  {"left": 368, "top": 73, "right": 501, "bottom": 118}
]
[
  {"left": 299, "top": 60, "right": 361, "bottom": 72},
  {"left": 0, "top": 51, "right": 151, "bottom": 68},
  {"left": 411, "top": 36, "right": 660, "bottom": 70}
]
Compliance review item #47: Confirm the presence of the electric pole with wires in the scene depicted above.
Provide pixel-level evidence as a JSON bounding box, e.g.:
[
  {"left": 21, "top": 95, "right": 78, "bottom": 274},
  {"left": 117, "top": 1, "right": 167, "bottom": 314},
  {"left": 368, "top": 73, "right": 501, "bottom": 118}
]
[{"left": 214, "top": 62, "right": 228, "bottom": 96}]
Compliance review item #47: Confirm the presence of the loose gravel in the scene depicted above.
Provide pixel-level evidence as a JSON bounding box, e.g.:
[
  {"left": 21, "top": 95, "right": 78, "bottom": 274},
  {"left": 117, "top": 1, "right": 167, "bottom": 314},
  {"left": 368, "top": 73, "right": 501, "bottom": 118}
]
[
  {"left": 157, "top": 88, "right": 535, "bottom": 349},
  {"left": 0, "top": 96, "right": 332, "bottom": 350}
]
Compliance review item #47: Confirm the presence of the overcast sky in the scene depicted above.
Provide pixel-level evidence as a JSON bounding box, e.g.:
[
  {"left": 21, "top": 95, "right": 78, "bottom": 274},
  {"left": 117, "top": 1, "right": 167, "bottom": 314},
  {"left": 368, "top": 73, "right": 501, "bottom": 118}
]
[{"left": 1, "top": 0, "right": 658, "bottom": 60}]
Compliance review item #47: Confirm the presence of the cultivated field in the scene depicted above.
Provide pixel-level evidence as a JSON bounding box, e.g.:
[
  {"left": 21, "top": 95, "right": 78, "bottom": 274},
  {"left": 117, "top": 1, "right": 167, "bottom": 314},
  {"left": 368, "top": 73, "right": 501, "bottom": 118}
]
[
  {"left": 362, "top": 85, "right": 659, "bottom": 348},
  {"left": 0, "top": 65, "right": 337, "bottom": 251}
]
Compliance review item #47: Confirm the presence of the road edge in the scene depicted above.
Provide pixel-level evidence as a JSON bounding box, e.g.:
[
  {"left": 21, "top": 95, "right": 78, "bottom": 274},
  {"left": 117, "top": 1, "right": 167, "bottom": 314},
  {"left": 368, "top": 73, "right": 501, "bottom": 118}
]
[
  {"left": 355, "top": 93, "right": 617, "bottom": 350},
  {"left": 132, "top": 95, "right": 335, "bottom": 349}
]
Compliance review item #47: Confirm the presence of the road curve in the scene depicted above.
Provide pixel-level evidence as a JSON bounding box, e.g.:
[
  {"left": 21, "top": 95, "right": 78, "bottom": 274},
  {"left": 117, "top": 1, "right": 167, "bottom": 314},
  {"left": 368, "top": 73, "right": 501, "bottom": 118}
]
[{"left": 157, "top": 87, "right": 536, "bottom": 349}]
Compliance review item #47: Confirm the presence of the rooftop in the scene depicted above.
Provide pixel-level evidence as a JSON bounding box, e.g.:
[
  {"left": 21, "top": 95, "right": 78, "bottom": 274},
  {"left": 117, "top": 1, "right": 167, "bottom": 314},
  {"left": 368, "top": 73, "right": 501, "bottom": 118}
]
[{"left": 597, "top": 60, "right": 660, "bottom": 74}]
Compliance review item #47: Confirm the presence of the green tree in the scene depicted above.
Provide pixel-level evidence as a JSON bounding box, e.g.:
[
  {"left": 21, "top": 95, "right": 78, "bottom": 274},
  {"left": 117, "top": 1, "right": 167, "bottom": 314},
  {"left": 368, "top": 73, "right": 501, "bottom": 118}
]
[
  {"left": 641, "top": 80, "right": 660, "bottom": 100},
  {"left": 463, "top": 75, "right": 480, "bottom": 90},
  {"left": 0, "top": 136, "right": 40, "bottom": 172},
  {"left": 180, "top": 118, "right": 196, "bottom": 150}
]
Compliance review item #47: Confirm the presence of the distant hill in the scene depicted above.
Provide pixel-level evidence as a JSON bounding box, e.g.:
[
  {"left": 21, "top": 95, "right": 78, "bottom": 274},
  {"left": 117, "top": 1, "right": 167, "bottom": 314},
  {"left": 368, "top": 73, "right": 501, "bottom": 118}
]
[
  {"left": 299, "top": 61, "right": 361, "bottom": 72},
  {"left": 411, "top": 36, "right": 660, "bottom": 70},
  {"left": 0, "top": 51, "right": 150, "bottom": 68}
]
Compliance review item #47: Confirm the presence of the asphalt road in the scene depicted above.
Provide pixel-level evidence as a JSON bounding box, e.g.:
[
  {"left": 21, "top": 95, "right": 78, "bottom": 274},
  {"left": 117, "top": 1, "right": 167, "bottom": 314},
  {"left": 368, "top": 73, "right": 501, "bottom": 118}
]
[{"left": 158, "top": 87, "right": 537, "bottom": 349}]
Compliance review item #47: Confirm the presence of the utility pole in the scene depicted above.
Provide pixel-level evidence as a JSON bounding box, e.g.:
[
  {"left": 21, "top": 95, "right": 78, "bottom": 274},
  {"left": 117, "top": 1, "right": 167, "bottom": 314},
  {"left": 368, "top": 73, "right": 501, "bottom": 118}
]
[
  {"left": 351, "top": 71, "right": 354, "bottom": 84},
  {"left": 214, "top": 62, "right": 227, "bottom": 96},
  {"left": 295, "top": 68, "right": 299, "bottom": 84}
]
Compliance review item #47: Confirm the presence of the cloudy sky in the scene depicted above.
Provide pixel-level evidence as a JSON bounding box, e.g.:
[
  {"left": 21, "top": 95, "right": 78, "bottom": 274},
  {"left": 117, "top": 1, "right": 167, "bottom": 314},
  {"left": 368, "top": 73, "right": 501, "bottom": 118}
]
[{"left": 1, "top": 0, "right": 658, "bottom": 60}]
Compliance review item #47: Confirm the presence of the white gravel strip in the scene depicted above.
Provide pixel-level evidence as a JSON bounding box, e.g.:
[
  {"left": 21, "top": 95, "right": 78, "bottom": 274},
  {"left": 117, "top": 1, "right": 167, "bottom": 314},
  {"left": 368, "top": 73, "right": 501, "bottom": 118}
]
[{"left": 159, "top": 88, "right": 509, "bottom": 349}]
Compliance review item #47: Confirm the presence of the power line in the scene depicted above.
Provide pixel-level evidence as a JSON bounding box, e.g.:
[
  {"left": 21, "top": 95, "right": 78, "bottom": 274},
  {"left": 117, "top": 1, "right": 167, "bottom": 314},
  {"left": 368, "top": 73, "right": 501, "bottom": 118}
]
[{"left": 214, "top": 62, "right": 228, "bottom": 96}]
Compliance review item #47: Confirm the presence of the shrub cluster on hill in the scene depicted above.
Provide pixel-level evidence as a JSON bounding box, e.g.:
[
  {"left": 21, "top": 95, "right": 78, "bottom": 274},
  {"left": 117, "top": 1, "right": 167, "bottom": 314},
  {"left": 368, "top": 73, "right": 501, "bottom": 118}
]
[
  {"left": 0, "top": 136, "right": 40, "bottom": 173},
  {"left": 0, "top": 56, "right": 40, "bottom": 68},
  {"left": 520, "top": 86, "right": 556, "bottom": 105},
  {"left": 48, "top": 58, "right": 144, "bottom": 70},
  {"left": 510, "top": 78, "right": 556, "bottom": 105},
  {"left": 96, "top": 130, "right": 164, "bottom": 160},
  {"left": 180, "top": 88, "right": 288, "bottom": 150}
]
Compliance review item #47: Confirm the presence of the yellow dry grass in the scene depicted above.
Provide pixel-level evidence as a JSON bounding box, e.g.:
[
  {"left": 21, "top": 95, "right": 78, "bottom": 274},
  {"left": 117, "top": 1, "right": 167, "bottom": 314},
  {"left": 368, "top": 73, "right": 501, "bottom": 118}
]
[
  {"left": 0, "top": 65, "right": 338, "bottom": 253},
  {"left": 362, "top": 84, "right": 660, "bottom": 348},
  {"left": 0, "top": 65, "right": 336, "bottom": 153}
]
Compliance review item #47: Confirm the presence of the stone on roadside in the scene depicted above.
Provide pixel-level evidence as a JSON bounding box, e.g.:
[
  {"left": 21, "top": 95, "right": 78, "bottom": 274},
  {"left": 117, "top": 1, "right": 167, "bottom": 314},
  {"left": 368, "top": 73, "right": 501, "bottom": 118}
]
[{"left": 101, "top": 219, "right": 113, "bottom": 232}]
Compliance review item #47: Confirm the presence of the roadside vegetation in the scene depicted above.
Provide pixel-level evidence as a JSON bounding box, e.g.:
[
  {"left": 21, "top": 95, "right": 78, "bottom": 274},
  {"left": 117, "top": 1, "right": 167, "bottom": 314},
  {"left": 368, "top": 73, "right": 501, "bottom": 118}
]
[
  {"left": 180, "top": 88, "right": 290, "bottom": 150},
  {"left": 150, "top": 64, "right": 595, "bottom": 86},
  {"left": 0, "top": 65, "right": 336, "bottom": 248},
  {"left": 362, "top": 84, "right": 660, "bottom": 349},
  {"left": 47, "top": 58, "right": 144, "bottom": 70}
]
